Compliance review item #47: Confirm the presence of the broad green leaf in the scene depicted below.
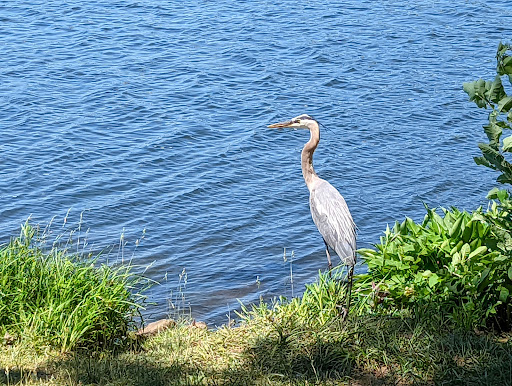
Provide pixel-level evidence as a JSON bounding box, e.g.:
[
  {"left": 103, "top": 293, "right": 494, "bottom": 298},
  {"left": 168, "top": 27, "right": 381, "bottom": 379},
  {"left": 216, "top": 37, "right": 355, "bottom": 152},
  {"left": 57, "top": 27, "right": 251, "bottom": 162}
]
[
  {"left": 488, "top": 76, "right": 506, "bottom": 103},
  {"left": 460, "top": 243, "right": 470, "bottom": 259},
  {"left": 494, "top": 254, "right": 508, "bottom": 262},
  {"left": 463, "top": 80, "right": 488, "bottom": 108},
  {"left": 451, "top": 252, "right": 461, "bottom": 266},
  {"left": 450, "top": 240, "right": 463, "bottom": 255},
  {"left": 406, "top": 217, "right": 418, "bottom": 234},
  {"left": 503, "top": 135, "right": 512, "bottom": 152},
  {"left": 449, "top": 216, "right": 463, "bottom": 237},
  {"left": 477, "top": 267, "right": 491, "bottom": 290},
  {"left": 499, "top": 56, "right": 512, "bottom": 75},
  {"left": 498, "top": 96, "right": 512, "bottom": 113},
  {"left": 470, "top": 238, "right": 482, "bottom": 249},
  {"left": 499, "top": 286, "right": 510, "bottom": 302},
  {"left": 462, "top": 221, "right": 473, "bottom": 242},
  {"left": 468, "top": 246, "right": 488, "bottom": 259},
  {"left": 508, "top": 266, "right": 512, "bottom": 281},
  {"left": 478, "top": 143, "right": 504, "bottom": 167},
  {"left": 498, "top": 189, "right": 510, "bottom": 201},
  {"left": 428, "top": 273, "right": 439, "bottom": 287},
  {"left": 497, "top": 174, "right": 512, "bottom": 184},
  {"left": 487, "top": 187, "right": 501, "bottom": 199},
  {"left": 474, "top": 156, "right": 494, "bottom": 169},
  {"left": 357, "top": 248, "right": 377, "bottom": 256},
  {"left": 483, "top": 121, "right": 502, "bottom": 145}
]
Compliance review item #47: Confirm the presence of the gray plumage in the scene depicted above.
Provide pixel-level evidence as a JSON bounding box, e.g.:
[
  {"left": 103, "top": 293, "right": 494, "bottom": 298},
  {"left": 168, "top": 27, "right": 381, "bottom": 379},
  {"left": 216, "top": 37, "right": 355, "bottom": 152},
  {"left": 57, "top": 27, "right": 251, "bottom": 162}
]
[
  {"left": 268, "top": 113, "right": 357, "bottom": 318},
  {"left": 310, "top": 179, "right": 356, "bottom": 267}
]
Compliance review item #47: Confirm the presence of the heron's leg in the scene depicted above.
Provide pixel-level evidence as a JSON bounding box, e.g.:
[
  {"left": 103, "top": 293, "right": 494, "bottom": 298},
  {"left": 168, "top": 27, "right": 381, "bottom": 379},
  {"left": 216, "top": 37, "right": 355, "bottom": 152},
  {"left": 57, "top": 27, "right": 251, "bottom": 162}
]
[
  {"left": 341, "top": 265, "right": 355, "bottom": 321},
  {"left": 323, "top": 239, "right": 332, "bottom": 276}
]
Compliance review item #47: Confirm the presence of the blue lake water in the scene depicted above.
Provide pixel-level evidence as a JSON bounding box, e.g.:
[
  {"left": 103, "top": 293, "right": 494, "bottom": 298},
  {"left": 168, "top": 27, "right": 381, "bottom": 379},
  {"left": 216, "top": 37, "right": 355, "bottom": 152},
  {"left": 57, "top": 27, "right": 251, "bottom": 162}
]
[{"left": 1, "top": 0, "right": 512, "bottom": 325}]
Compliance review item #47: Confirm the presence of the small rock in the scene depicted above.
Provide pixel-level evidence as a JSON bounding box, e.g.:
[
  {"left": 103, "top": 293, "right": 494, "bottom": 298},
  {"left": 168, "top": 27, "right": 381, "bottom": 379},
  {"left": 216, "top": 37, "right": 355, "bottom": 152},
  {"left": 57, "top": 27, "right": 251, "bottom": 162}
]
[
  {"left": 190, "top": 320, "right": 208, "bottom": 329},
  {"left": 3, "top": 332, "right": 14, "bottom": 345},
  {"left": 137, "top": 319, "right": 175, "bottom": 337}
]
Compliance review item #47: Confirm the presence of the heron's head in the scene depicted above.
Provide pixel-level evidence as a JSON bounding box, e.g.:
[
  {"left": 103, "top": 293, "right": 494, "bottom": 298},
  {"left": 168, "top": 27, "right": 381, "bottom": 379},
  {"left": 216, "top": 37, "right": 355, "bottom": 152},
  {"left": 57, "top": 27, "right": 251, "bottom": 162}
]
[{"left": 268, "top": 114, "right": 318, "bottom": 130}]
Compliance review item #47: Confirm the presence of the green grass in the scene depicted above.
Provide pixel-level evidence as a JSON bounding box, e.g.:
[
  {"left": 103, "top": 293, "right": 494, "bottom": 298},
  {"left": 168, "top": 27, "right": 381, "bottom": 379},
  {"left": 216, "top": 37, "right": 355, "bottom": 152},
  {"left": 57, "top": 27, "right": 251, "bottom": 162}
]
[
  {"left": 0, "top": 222, "right": 148, "bottom": 352},
  {"left": 1, "top": 271, "right": 511, "bottom": 385},
  {"left": 1, "top": 309, "right": 511, "bottom": 385}
]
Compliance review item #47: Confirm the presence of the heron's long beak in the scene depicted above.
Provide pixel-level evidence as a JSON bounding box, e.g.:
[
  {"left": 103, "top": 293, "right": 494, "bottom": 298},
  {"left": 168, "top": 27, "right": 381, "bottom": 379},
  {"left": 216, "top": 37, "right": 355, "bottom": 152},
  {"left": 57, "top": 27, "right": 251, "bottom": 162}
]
[{"left": 268, "top": 120, "right": 293, "bottom": 128}]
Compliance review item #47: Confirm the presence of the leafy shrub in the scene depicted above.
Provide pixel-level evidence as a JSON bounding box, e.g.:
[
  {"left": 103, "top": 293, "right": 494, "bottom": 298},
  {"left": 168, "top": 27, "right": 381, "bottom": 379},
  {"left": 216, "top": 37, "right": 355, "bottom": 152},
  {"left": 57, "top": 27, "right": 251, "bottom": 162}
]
[
  {"left": 357, "top": 202, "right": 512, "bottom": 331},
  {"left": 0, "top": 223, "right": 148, "bottom": 351},
  {"left": 463, "top": 42, "right": 512, "bottom": 184}
]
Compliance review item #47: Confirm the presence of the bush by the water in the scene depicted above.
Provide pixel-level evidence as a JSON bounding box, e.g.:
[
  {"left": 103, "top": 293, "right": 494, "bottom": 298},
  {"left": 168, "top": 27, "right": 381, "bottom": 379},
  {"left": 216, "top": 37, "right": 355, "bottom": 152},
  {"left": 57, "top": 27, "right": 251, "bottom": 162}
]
[
  {"left": 0, "top": 223, "right": 148, "bottom": 351},
  {"left": 464, "top": 42, "right": 512, "bottom": 184},
  {"left": 357, "top": 194, "right": 512, "bottom": 331}
]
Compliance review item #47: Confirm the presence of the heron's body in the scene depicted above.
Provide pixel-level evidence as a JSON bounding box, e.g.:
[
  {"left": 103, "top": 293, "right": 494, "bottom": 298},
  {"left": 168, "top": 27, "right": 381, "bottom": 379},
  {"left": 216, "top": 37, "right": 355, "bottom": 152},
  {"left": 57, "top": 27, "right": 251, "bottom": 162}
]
[
  {"left": 309, "top": 179, "right": 356, "bottom": 266},
  {"left": 268, "top": 114, "right": 357, "bottom": 317}
]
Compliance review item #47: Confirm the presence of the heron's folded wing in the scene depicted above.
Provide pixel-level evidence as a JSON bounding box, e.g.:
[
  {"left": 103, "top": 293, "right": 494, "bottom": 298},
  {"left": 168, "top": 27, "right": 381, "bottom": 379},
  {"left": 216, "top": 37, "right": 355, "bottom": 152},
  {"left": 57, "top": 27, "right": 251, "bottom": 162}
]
[{"left": 309, "top": 180, "right": 356, "bottom": 266}]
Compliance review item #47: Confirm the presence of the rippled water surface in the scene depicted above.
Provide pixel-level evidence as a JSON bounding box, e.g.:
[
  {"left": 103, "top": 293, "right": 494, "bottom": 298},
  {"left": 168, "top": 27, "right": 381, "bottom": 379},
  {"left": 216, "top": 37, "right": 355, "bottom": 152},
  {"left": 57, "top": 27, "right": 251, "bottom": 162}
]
[{"left": 1, "top": 0, "right": 512, "bottom": 324}]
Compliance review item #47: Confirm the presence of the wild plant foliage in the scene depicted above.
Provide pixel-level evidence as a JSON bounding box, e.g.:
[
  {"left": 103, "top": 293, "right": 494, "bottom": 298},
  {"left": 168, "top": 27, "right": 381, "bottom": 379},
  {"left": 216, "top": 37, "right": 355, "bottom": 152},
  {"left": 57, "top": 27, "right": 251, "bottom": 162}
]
[
  {"left": 0, "top": 223, "right": 149, "bottom": 351},
  {"left": 239, "top": 269, "right": 347, "bottom": 328},
  {"left": 464, "top": 42, "right": 512, "bottom": 183},
  {"left": 357, "top": 200, "right": 512, "bottom": 331}
]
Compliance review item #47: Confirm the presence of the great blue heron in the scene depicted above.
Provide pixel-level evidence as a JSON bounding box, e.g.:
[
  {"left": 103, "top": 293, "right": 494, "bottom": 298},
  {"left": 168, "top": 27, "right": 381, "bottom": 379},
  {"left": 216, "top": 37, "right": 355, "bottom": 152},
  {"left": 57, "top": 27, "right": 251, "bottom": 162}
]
[{"left": 268, "top": 114, "right": 357, "bottom": 318}]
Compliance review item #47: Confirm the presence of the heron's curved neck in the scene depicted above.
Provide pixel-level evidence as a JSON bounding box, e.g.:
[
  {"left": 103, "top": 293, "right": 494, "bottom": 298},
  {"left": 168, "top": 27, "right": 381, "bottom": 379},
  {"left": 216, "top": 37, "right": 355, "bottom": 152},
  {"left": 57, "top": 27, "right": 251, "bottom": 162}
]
[{"left": 301, "top": 122, "right": 321, "bottom": 191}]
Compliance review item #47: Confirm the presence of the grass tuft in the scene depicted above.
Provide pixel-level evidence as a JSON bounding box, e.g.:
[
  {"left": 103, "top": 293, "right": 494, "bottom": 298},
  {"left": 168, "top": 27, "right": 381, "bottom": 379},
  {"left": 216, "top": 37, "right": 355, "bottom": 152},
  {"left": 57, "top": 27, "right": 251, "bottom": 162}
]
[{"left": 0, "top": 222, "right": 149, "bottom": 352}]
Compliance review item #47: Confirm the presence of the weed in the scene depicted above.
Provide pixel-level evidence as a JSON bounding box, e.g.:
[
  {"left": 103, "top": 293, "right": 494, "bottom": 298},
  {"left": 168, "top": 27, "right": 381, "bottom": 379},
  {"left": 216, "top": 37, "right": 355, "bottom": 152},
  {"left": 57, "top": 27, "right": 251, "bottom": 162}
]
[{"left": 0, "top": 221, "right": 149, "bottom": 351}]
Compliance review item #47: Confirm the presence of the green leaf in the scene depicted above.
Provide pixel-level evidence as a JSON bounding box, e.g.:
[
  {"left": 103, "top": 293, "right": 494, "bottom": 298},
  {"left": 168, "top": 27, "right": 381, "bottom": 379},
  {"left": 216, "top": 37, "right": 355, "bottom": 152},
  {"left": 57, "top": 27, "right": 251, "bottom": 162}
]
[
  {"left": 487, "top": 187, "right": 501, "bottom": 199},
  {"left": 474, "top": 156, "right": 494, "bottom": 169},
  {"left": 503, "top": 135, "right": 512, "bottom": 152},
  {"left": 460, "top": 243, "right": 470, "bottom": 259},
  {"left": 468, "top": 246, "right": 488, "bottom": 259},
  {"left": 463, "top": 80, "right": 489, "bottom": 108},
  {"left": 498, "top": 96, "right": 512, "bottom": 113},
  {"left": 462, "top": 221, "right": 473, "bottom": 242},
  {"left": 499, "top": 286, "right": 510, "bottom": 302},
  {"left": 451, "top": 252, "right": 461, "bottom": 266},
  {"left": 478, "top": 143, "right": 504, "bottom": 167},
  {"left": 483, "top": 121, "right": 503, "bottom": 145},
  {"left": 494, "top": 254, "right": 509, "bottom": 262},
  {"left": 422, "top": 270, "right": 433, "bottom": 278},
  {"left": 428, "top": 273, "right": 439, "bottom": 288},
  {"left": 357, "top": 248, "right": 377, "bottom": 256},
  {"left": 499, "top": 55, "right": 512, "bottom": 76},
  {"left": 508, "top": 266, "right": 512, "bottom": 281},
  {"left": 477, "top": 268, "right": 491, "bottom": 290},
  {"left": 497, "top": 189, "right": 510, "bottom": 202},
  {"left": 497, "top": 174, "right": 512, "bottom": 184},
  {"left": 488, "top": 76, "right": 507, "bottom": 103},
  {"left": 449, "top": 216, "right": 463, "bottom": 237},
  {"left": 450, "top": 240, "right": 463, "bottom": 256}
]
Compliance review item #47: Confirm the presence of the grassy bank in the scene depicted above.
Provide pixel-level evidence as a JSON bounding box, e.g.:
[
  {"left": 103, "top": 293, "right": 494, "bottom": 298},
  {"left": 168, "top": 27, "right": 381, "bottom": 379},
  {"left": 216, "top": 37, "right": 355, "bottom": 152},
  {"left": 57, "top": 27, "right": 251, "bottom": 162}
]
[
  {"left": 1, "top": 299, "right": 512, "bottom": 385},
  {"left": 1, "top": 252, "right": 511, "bottom": 385}
]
